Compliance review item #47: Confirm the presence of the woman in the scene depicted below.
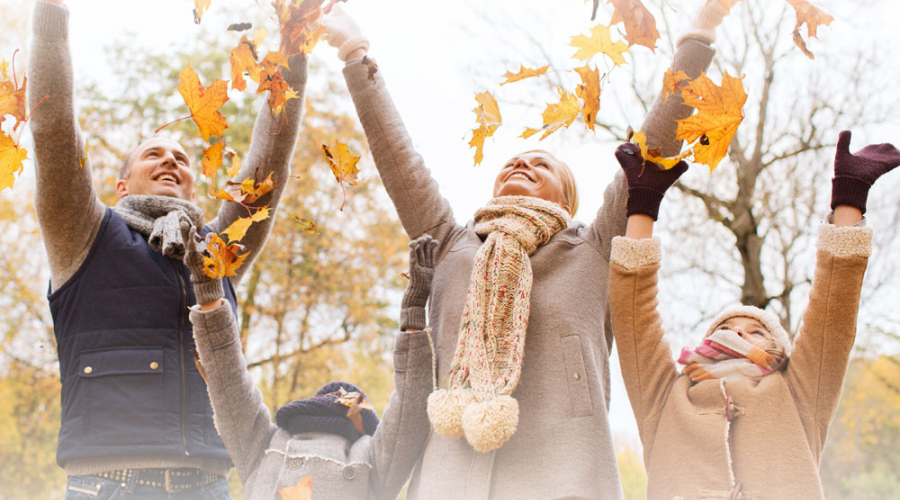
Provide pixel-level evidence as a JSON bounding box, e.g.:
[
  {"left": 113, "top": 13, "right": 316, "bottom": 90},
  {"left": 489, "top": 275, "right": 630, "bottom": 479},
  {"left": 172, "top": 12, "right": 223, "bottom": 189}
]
[{"left": 323, "top": 3, "right": 730, "bottom": 498}]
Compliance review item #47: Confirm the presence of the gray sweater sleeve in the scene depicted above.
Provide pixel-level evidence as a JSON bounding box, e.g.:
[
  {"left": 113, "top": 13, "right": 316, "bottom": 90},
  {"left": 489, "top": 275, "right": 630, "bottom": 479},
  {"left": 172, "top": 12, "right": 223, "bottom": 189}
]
[
  {"left": 28, "top": 1, "right": 107, "bottom": 291},
  {"left": 189, "top": 303, "right": 277, "bottom": 483},
  {"left": 206, "top": 55, "right": 308, "bottom": 287},
  {"left": 367, "top": 330, "right": 434, "bottom": 500},
  {"left": 342, "top": 58, "right": 465, "bottom": 263}
]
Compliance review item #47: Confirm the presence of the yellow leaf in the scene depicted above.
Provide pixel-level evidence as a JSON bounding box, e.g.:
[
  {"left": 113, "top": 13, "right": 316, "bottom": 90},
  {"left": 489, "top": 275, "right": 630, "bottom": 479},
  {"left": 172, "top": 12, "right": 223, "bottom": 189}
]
[
  {"left": 201, "top": 233, "right": 248, "bottom": 279},
  {"left": 570, "top": 24, "right": 629, "bottom": 65},
  {"left": 661, "top": 69, "right": 690, "bottom": 103},
  {"left": 0, "top": 131, "right": 27, "bottom": 191},
  {"left": 469, "top": 127, "right": 489, "bottom": 166},
  {"left": 0, "top": 60, "right": 27, "bottom": 130},
  {"left": 675, "top": 71, "right": 747, "bottom": 171},
  {"left": 574, "top": 64, "right": 601, "bottom": 131},
  {"left": 258, "top": 68, "right": 298, "bottom": 117},
  {"left": 226, "top": 153, "right": 242, "bottom": 178},
  {"left": 177, "top": 64, "right": 229, "bottom": 141},
  {"left": 222, "top": 207, "right": 270, "bottom": 243},
  {"left": 192, "top": 0, "right": 211, "bottom": 23},
  {"left": 230, "top": 36, "right": 260, "bottom": 92},
  {"left": 632, "top": 131, "right": 691, "bottom": 170},
  {"left": 469, "top": 91, "right": 502, "bottom": 166},
  {"left": 288, "top": 214, "right": 318, "bottom": 234},
  {"left": 526, "top": 88, "right": 580, "bottom": 141},
  {"left": 606, "top": 0, "right": 660, "bottom": 51},
  {"left": 500, "top": 65, "right": 549, "bottom": 86},
  {"left": 322, "top": 142, "right": 361, "bottom": 210},
  {"left": 278, "top": 475, "right": 313, "bottom": 500},
  {"left": 201, "top": 141, "right": 225, "bottom": 177}
]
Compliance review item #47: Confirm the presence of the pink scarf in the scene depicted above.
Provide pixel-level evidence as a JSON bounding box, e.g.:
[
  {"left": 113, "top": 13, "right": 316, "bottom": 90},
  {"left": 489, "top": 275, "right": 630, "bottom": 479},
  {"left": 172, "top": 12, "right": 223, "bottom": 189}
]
[{"left": 678, "top": 330, "right": 786, "bottom": 383}]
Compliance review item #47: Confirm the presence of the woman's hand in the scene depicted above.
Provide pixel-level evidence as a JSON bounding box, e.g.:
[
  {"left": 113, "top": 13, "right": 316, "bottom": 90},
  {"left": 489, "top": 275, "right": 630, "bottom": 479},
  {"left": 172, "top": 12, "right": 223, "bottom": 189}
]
[
  {"left": 323, "top": 5, "right": 369, "bottom": 62},
  {"left": 400, "top": 234, "right": 438, "bottom": 332},
  {"left": 832, "top": 130, "right": 900, "bottom": 217}
]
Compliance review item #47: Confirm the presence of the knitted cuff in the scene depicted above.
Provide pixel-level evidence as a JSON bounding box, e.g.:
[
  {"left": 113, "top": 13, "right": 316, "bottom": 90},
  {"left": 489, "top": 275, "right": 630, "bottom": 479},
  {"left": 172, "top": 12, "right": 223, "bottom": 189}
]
[
  {"left": 816, "top": 223, "right": 873, "bottom": 258},
  {"left": 338, "top": 35, "right": 370, "bottom": 62},
  {"left": 401, "top": 307, "right": 427, "bottom": 332},
  {"left": 626, "top": 187, "right": 665, "bottom": 221},
  {"left": 188, "top": 301, "right": 237, "bottom": 350},
  {"left": 33, "top": 1, "right": 68, "bottom": 39},
  {"left": 677, "top": 2, "right": 728, "bottom": 46},
  {"left": 831, "top": 176, "right": 872, "bottom": 214},
  {"left": 192, "top": 279, "right": 225, "bottom": 306},
  {"left": 610, "top": 236, "right": 661, "bottom": 270}
]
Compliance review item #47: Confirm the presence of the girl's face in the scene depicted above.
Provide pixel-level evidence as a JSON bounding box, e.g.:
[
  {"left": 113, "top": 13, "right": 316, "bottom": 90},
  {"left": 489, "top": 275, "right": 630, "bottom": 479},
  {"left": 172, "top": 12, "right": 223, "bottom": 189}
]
[
  {"left": 713, "top": 316, "right": 773, "bottom": 347},
  {"left": 492, "top": 152, "right": 570, "bottom": 213}
]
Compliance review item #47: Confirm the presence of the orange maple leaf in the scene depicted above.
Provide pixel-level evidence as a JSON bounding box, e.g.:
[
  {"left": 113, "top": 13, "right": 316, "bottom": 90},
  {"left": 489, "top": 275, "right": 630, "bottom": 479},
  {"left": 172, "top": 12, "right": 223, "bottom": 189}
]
[
  {"left": 0, "top": 60, "right": 27, "bottom": 131},
  {"left": 175, "top": 64, "right": 229, "bottom": 141},
  {"left": 500, "top": 65, "right": 549, "bottom": 86},
  {"left": 225, "top": 151, "right": 242, "bottom": 178},
  {"left": 676, "top": 71, "right": 747, "bottom": 171},
  {"left": 208, "top": 171, "right": 275, "bottom": 205},
  {"left": 322, "top": 142, "right": 360, "bottom": 211},
  {"left": 222, "top": 207, "right": 270, "bottom": 243},
  {"left": 274, "top": 0, "right": 328, "bottom": 56},
  {"left": 469, "top": 91, "right": 502, "bottom": 165},
  {"left": 606, "top": 0, "right": 660, "bottom": 51},
  {"left": 632, "top": 131, "right": 691, "bottom": 170},
  {"left": 574, "top": 65, "right": 601, "bottom": 131},
  {"left": 202, "top": 232, "right": 248, "bottom": 279},
  {"left": 230, "top": 36, "right": 260, "bottom": 91},
  {"left": 201, "top": 141, "right": 225, "bottom": 177},
  {"left": 521, "top": 88, "right": 580, "bottom": 141},
  {"left": 258, "top": 69, "right": 299, "bottom": 117},
  {"left": 278, "top": 476, "right": 313, "bottom": 500},
  {"left": 192, "top": 0, "right": 211, "bottom": 23},
  {"left": 570, "top": 24, "right": 629, "bottom": 65},
  {"left": 661, "top": 69, "right": 690, "bottom": 103},
  {"left": 0, "top": 131, "right": 28, "bottom": 191}
]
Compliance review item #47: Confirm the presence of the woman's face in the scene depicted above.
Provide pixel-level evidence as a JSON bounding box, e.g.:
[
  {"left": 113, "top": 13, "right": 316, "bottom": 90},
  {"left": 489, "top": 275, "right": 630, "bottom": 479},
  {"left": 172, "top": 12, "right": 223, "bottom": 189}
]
[
  {"left": 492, "top": 152, "right": 569, "bottom": 213},
  {"left": 713, "top": 316, "right": 774, "bottom": 347}
]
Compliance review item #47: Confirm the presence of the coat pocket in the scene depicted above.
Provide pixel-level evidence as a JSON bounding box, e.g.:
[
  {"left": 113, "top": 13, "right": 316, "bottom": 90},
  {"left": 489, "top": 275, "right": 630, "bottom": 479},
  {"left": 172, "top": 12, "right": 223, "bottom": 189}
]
[{"left": 560, "top": 335, "right": 593, "bottom": 417}]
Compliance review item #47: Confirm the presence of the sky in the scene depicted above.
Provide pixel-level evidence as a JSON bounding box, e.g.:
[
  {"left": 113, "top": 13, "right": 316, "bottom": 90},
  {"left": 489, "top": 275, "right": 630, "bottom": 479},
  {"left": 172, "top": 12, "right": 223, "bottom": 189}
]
[{"left": 7, "top": 0, "right": 900, "bottom": 448}]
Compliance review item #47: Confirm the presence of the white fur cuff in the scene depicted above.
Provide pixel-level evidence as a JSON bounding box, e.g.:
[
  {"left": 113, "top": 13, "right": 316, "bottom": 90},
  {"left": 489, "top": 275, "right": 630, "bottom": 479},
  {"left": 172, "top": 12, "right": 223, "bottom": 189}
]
[
  {"left": 816, "top": 223, "right": 873, "bottom": 258},
  {"left": 611, "top": 236, "right": 661, "bottom": 270}
]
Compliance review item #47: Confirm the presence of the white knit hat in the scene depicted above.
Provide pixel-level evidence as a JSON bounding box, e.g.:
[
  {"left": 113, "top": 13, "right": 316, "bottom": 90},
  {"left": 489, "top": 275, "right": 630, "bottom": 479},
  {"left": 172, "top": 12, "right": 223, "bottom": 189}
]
[{"left": 705, "top": 305, "right": 792, "bottom": 356}]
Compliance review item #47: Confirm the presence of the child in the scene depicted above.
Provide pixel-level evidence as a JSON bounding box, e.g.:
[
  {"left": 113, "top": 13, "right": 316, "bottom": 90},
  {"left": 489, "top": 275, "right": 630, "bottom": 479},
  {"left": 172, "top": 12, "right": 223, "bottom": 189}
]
[
  {"left": 608, "top": 131, "right": 900, "bottom": 499},
  {"left": 183, "top": 234, "right": 438, "bottom": 500}
]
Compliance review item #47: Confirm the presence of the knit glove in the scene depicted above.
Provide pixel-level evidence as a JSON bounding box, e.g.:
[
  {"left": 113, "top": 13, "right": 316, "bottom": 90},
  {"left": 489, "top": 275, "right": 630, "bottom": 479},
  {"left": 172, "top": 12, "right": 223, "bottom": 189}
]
[
  {"left": 832, "top": 130, "right": 900, "bottom": 214},
  {"left": 401, "top": 235, "right": 438, "bottom": 331},
  {"left": 678, "top": 0, "right": 729, "bottom": 45},
  {"left": 183, "top": 227, "right": 225, "bottom": 306},
  {"left": 323, "top": 5, "right": 369, "bottom": 62},
  {"left": 616, "top": 142, "right": 689, "bottom": 221}
]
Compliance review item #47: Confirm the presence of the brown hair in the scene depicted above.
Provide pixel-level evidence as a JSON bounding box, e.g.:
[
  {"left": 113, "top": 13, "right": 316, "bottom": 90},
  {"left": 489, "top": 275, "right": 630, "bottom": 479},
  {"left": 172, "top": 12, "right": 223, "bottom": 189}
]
[{"left": 520, "top": 149, "right": 579, "bottom": 215}]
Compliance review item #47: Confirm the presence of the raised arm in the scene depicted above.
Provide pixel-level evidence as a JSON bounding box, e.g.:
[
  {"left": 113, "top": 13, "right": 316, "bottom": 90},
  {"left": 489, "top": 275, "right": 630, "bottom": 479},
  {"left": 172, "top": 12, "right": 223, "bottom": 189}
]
[
  {"left": 28, "top": 0, "right": 106, "bottom": 291},
  {"left": 368, "top": 236, "right": 436, "bottom": 499},
  {"left": 206, "top": 49, "right": 308, "bottom": 286},
  {"left": 325, "top": 7, "right": 463, "bottom": 262}
]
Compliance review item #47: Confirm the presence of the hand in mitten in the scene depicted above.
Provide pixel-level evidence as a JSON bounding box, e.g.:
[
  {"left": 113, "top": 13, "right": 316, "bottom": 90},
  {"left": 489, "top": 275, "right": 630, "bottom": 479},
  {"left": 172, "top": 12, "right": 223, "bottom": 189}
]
[
  {"left": 832, "top": 130, "right": 900, "bottom": 214},
  {"left": 679, "top": 0, "right": 730, "bottom": 45},
  {"left": 616, "top": 143, "right": 689, "bottom": 221},
  {"left": 183, "top": 227, "right": 224, "bottom": 306},
  {"left": 401, "top": 234, "right": 438, "bottom": 331},
  {"left": 323, "top": 5, "right": 369, "bottom": 62}
]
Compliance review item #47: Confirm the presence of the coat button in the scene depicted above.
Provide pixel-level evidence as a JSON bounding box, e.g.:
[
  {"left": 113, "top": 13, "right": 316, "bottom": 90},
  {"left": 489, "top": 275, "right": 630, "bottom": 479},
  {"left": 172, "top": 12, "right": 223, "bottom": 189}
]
[
  {"left": 288, "top": 457, "right": 304, "bottom": 469},
  {"left": 149, "top": 362, "right": 159, "bottom": 370},
  {"left": 342, "top": 466, "right": 356, "bottom": 480},
  {"left": 83, "top": 366, "right": 93, "bottom": 374},
  {"left": 573, "top": 372, "right": 580, "bottom": 381}
]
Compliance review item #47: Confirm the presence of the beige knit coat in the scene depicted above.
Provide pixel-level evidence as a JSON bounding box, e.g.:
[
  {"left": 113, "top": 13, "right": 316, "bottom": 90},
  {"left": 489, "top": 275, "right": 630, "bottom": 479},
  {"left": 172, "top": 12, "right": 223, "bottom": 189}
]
[
  {"left": 342, "top": 38, "right": 715, "bottom": 500},
  {"left": 608, "top": 223, "right": 872, "bottom": 500}
]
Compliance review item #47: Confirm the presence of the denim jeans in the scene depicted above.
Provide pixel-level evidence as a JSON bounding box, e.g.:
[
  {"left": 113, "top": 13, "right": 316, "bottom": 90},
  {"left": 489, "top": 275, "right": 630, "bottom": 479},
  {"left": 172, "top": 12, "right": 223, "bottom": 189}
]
[{"left": 65, "top": 474, "right": 233, "bottom": 500}]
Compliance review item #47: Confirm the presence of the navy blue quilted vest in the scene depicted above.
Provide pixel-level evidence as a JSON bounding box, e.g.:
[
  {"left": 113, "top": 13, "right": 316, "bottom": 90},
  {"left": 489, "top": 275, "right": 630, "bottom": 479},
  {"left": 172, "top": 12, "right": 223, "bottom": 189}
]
[{"left": 48, "top": 209, "right": 238, "bottom": 466}]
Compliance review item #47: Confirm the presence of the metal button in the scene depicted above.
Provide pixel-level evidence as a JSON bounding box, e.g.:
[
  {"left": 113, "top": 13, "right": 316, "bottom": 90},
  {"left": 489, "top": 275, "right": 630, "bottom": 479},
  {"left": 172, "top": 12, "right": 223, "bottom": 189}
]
[
  {"left": 149, "top": 362, "right": 159, "bottom": 370},
  {"left": 342, "top": 466, "right": 356, "bottom": 480},
  {"left": 83, "top": 366, "right": 93, "bottom": 374},
  {"left": 288, "top": 457, "right": 304, "bottom": 470},
  {"left": 573, "top": 372, "right": 580, "bottom": 381}
]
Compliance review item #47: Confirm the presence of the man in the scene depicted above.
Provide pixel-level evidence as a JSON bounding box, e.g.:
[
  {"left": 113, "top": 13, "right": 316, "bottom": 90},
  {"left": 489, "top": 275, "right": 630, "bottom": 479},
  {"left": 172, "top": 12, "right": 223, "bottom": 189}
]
[{"left": 27, "top": 1, "right": 307, "bottom": 498}]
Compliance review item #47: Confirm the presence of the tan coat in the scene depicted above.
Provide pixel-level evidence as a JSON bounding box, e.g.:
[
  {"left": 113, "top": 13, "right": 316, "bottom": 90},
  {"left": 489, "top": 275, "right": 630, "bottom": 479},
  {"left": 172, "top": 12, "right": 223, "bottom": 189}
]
[{"left": 608, "top": 223, "right": 872, "bottom": 500}]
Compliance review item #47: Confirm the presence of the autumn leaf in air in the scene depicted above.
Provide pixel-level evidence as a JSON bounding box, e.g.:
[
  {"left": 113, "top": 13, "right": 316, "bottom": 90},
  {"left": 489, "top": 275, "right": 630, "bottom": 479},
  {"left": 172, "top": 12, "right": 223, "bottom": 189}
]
[
  {"left": 209, "top": 170, "right": 275, "bottom": 204},
  {"left": 335, "top": 387, "right": 375, "bottom": 434},
  {"left": 192, "top": 0, "right": 211, "bottom": 24},
  {"left": 201, "top": 141, "right": 225, "bottom": 177},
  {"left": 676, "top": 71, "right": 747, "bottom": 171},
  {"left": 222, "top": 207, "right": 270, "bottom": 243},
  {"left": 606, "top": 0, "right": 660, "bottom": 51},
  {"left": 521, "top": 89, "right": 580, "bottom": 141},
  {"left": 288, "top": 214, "right": 318, "bottom": 235},
  {"left": 225, "top": 151, "right": 242, "bottom": 178},
  {"left": 170, "top": 64, "right": 229, "bottom": 141},
  {"left": 230, "top": 36, "right": 261, "bottom": 91},
  {"left": 469, "top": 91, "right": 502, "bottom": 165},
  {"left": 0, "top": 60, "right": 27, "bottom": 131},
  {"left": 574, "top": 65, "right": 601, "bottom": 131},
  {"left": 661, "top": 69, "right": 690, "bottom": 103},
  {"left": 500, "top": 65, "right": 549, "bottom": 86},
  {"left": 570, "top": 24, "right": 629, "bottom": 66},
  {"left": 632, "top": 131, "right": 691, "bottom": 170},
  {"left": 0, "top": 132, "right": 28, "bottom": 191},
  {"left": 787, "top": 0, "right": 833, "bottom": 59},
  {"left": 275, "top": 0, "right": 328, "bottom": 56},
  {"left": 278, "top": 476, "right": 313, "bottom": 500},
  {"left": 202, "top": 232, "right": 248, "bottom": 279},
  {"left": 323, "top": 142, "right": 360, "bottom": 211}
]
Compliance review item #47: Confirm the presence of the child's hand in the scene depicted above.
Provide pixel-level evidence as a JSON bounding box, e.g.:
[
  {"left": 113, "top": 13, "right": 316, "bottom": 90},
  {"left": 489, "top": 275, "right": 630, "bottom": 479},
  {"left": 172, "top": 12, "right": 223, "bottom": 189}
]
[
  {"left": 616, "top": 143, "right": 689, "bottom": 221},
  {"left": 323, "top": 5, "right": 369, "bottom": 62},
  {"left": 183, "top": 226, "right": 225, "bottom": 307},
  {"left": 400, "top": 235, "right": 438, "bottom": 331},
  {"left": 832, "top": 130, "right": 900, "bottom": 214}
]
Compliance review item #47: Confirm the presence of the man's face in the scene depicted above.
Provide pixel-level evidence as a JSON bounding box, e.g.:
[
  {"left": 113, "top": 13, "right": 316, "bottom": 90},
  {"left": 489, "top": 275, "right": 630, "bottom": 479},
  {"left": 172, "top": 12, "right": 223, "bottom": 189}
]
[
  {"left": 492, "top": 152, "right": 570, "bottom": 213},
  {"left": 116, "top": 137, "right": 195, "bottom": 201}
]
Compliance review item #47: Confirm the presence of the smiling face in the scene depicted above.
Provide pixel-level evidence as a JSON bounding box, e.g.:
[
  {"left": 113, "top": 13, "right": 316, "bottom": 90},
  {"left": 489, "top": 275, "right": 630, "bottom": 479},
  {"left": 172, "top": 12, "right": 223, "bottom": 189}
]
[
  {"left": 713, "top": 316, "right": 774, "bottom": 347},
  {"left": 492, "top": 151, "right": 573, "bottom": 214},
  {"left": 116, "top": 137, "right": 195, "bottom": 201}
]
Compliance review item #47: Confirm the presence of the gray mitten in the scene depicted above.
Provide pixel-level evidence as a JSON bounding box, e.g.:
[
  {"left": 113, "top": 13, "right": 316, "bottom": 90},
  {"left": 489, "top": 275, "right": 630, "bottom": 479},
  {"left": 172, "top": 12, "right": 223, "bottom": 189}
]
[
  {"left": 184, "top": 227, "right": 224, "bottom": 306},
  {"left": 401, "top": 235, "right": 438, "bottom": 331}
]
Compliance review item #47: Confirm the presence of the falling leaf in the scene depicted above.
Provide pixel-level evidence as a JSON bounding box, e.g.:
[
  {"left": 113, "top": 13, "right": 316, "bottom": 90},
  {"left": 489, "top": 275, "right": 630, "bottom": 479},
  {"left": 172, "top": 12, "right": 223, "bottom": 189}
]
[
  {"left": 469, "top": 128, "right": 490, "bottom": 166},
  {"left": 322, "top": 142, "right": 360, "bottom": 211},
  {"left": 570, "top": 24, "right": 629, "bottom": 65},
  {"left": 202, "top": 233, "right": 249, "bottom": 279},
  {"left": 226, "top": 152, "right": 242, "bottom": 178},
  {"left": 792, "top": 29, "right": 815, "bottom": 59},
  {"left": 222, "top": 207, "right": 270, "bottom": 243},
  {"left": 500, "top": 65, "right": 549, "bottom": 86},
  {"left": 0, "top": 59, "right": 27, "bottom": 131},
  {"left": 676, "top": 71, "right": 747, "bottom": 171},
  {"left": 288, "top": 214, "right": 318, "bottom": 234},
  {"left": 209, "top": 170, "right": 275, "bottom": 204},
  {"left": 257, "top": 56, "right": 298, "bottom": 117},
  {"left": 278, "top": 476, "right": 313, "bottom": 500},
  {"left": 201, "top": 141, "right": 225, "bottom": 177},
  {"left": 227, "top": 22, "right": 252, "bottom": 31},
  {"left": 522, "top": 88, "right": 580, "bottom": 141},
  {"left": 469, "top": 91, "right": 502, "bottom": 166},
  {"left": 706, "top": 0, "right": 744, "bottom": 12},
  {"left": 661, "top": 69, "right": 690, "bottom": 103},
  {"left": 606, "top": 0, "right": 660, "bottom": 51},
  {"left": 335, "top": 387, "right": 375, "bottom": 434},
  {"left": 0, "top": 132, "right": 27, "bottom": 191},
  {"left": 632, "top": 131, "right": 691, "bottom": 170},
  {"left": 192, "top": 0, "right": 211, "bottom": 23},
  {"left": 787, "top": 0, "right": 833, "bottom": 58},
  {"left": 274, "top": 0, "right": 328, "bottom": 56},
  {"left": 230, "top": 36, "right": 260, "bottom": 92},
  {"left": 574, "top": 65, "right": 601, "bottom": 131},
  {"left": 176, "top": 64, "right": 229, "bottom": 141},
  {"left": 362, "top": 56, "right": 379, "bottom": 82}
]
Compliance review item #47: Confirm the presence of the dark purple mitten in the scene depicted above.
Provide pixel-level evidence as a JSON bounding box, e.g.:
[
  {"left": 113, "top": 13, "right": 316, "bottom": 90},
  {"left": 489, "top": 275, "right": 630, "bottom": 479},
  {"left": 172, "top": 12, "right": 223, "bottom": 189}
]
[
  {"left": 832, "top": 130, "right": 900, "bottom": 214},
  {"left": 615, "top": 143, "right": 689, "bottom": 221}
]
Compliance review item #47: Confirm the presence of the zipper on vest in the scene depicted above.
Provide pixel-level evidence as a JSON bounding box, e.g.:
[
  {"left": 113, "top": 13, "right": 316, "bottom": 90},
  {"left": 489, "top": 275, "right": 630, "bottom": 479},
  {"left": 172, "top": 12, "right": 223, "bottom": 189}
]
[{"left": 173, "top": 260, "right": 191, "bottom": 456}]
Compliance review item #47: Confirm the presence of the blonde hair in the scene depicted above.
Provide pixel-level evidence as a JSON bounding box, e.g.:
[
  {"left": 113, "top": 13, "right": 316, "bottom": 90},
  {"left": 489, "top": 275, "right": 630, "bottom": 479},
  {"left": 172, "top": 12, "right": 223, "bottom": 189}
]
[{"left": 520, "top": 149, "right": 579, "bottom": 216}]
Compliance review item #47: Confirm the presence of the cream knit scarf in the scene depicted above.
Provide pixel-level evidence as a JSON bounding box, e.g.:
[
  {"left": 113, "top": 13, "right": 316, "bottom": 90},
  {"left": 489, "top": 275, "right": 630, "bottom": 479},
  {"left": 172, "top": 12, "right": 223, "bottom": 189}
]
[
  {"left": 427, "top": 195, "right": 570, "bottom": 453},
  {"left": 113, "top": 195, "right": 204, "bottom": 260}
]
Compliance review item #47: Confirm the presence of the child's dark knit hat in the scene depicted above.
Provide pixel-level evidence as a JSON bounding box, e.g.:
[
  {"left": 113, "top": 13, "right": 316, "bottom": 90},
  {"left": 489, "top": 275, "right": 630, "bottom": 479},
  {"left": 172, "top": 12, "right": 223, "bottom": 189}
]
[{"left": 275, "top": 381, "right": 379, "bottom": 443}]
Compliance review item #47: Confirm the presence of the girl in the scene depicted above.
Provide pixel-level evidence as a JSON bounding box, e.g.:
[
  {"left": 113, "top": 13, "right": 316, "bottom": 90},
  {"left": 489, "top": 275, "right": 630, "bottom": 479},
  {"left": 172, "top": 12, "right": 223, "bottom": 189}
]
[{"left": 608, "top": 131, "right": 900, "bottom": 499}]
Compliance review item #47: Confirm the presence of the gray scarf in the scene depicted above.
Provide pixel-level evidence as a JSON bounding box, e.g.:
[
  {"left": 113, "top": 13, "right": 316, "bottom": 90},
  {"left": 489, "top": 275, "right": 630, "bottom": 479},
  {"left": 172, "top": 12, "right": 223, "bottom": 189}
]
[{"left": 113, "top": 195, "right": 205, "bottom": 260}]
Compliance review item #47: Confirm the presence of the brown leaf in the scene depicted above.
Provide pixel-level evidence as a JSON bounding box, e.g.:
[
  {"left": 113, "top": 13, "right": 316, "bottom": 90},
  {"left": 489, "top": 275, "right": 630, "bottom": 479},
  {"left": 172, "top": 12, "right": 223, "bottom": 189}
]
[
  {"left": 362, "top": 56, "right": 379, "bottom": 82},
  {"left": 192, "top": 0, "right": 211, "bottom": 23},
  {"left": 500, "top": 65, "right": 549, "bottom": 86},
  {"left": 606, "top": 0, "right": 660, "bottom": 51}
]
